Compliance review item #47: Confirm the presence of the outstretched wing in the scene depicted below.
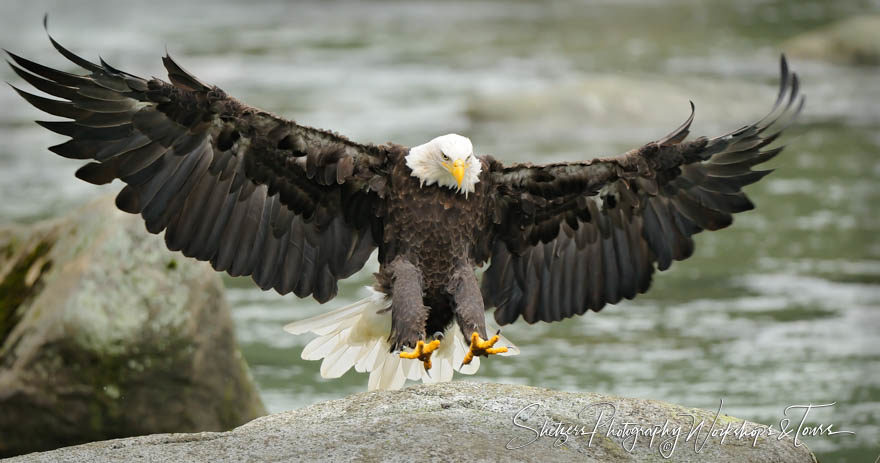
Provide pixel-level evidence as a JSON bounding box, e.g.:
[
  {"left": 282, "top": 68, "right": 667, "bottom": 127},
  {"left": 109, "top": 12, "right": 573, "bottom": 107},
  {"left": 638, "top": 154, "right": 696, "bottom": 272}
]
[
  {"left": 483, "top": 56, "right": 804, "bottom": 324},
  {"left": 8, "top": 27, "right": 389, "bottom": 303}
]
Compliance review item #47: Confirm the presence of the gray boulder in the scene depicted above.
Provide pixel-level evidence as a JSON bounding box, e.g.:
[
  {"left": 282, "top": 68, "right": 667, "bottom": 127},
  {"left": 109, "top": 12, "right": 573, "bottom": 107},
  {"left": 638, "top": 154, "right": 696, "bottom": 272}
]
[
  {"left": 5, "top": 382, "right": 817, "bottom": 462},
  {"left": 0, "top": 195, "right": 266, "bottom": 458},
  {"left": 783, "top": 15, "right": 880, "bottom": 66}
]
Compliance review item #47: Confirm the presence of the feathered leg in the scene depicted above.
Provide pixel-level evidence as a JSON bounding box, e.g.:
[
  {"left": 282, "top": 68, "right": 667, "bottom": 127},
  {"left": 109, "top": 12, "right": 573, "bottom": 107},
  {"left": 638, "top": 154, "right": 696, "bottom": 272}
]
[
  {"left": 387, "top": 256, "right": 429, "bottom": 352},
  {"left": 448, "top": 264, "right": 487, "bottom": 339},
  {"left": 448, "top": 265, "right": 508, "bottom": 365}
]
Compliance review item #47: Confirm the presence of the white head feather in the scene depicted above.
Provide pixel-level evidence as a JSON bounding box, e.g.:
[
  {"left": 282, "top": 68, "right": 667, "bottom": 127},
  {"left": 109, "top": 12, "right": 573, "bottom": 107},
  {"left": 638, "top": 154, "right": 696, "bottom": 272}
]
[{"left": 405, "top": 134, "right": 481, "bottom": 197}]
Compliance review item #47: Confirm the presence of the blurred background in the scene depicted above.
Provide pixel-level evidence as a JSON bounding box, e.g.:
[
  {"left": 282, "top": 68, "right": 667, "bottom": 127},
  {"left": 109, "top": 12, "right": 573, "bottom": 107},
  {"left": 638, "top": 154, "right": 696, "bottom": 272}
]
[{"left": 0, "top": 0, "right": 877, "bottom": 460}]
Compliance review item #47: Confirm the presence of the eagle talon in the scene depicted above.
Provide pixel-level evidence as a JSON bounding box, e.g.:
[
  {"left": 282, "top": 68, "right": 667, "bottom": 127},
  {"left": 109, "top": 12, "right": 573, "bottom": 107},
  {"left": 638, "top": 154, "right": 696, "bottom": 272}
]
[
  {"left": 462, "top": 332, "right": 508, "bottom": 366},
  {"left": 399, "top": 339, "right": 441, "bottom": 370}
]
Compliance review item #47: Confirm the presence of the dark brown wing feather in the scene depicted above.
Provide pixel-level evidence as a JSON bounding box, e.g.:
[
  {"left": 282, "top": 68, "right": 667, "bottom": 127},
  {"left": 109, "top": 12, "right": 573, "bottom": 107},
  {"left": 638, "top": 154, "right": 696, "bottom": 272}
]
[
  {"left": 484, "top": 56, "right": 804, "bottom": 324},
  {"left": 8, "top": 31, "right": 389, "bottom": 303}
]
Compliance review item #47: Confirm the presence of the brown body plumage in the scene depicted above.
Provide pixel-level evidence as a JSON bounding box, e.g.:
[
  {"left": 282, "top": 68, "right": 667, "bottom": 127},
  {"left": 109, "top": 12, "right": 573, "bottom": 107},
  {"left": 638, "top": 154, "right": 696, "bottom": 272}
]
[
  {"left": 8, "top": 21, "right": 803, "bottom": 377},
  {"left": 376, "top": 151, "right": 495, "bottom": 348}
]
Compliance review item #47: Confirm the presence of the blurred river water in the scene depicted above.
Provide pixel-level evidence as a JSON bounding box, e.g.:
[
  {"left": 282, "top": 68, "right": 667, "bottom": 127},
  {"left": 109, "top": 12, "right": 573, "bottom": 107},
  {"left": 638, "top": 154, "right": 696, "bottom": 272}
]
[{"left": 1, "top": 1, "right": 878, "bottom": 461}]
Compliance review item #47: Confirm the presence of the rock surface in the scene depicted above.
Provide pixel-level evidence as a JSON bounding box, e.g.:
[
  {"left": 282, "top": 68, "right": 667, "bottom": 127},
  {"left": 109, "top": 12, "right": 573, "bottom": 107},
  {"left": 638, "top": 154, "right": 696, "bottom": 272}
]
[
  {"left": 6, "top": 382, "right": 817, "bottom": 463},
  {"left": 0, "top": 195, "right": 266, "bottom": 458},
  {"left": 783, "top": 15, "right": 880, "bottom": 66}
]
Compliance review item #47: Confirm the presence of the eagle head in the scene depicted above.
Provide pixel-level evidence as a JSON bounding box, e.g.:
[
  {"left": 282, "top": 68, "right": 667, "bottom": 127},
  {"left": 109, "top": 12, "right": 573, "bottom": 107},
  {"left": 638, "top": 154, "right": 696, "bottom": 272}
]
[{"left": 406, "top": 134, "right": 481, "bottom": 196}]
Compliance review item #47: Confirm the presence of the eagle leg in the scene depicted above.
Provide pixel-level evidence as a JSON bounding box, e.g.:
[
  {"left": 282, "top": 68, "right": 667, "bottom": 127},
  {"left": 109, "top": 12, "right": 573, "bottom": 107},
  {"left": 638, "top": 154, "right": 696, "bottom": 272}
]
[
  {"left": 386, "top": 256, "right": 429, "bottom": 352},
  {"left": 448, "top": 264, "right": 487, "bottom": 340},
  {"left": 399, "top": 339, "right": 441, "bottom": 370}
]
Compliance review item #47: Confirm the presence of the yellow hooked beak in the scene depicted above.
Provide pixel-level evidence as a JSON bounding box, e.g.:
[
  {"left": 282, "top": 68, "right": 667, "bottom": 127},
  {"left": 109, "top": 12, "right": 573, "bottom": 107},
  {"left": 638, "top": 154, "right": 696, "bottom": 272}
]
[{"left": 447, "top": 158, "right": 465, "bottom": 188}]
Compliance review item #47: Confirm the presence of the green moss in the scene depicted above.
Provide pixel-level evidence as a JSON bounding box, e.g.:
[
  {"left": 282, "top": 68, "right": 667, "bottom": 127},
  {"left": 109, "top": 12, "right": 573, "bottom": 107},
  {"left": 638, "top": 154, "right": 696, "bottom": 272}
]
[
  {"left": 1, "top": 241, "right": 15, "bottom": 260},
  {"left": 0, "top": 240, "right": 54, "bottom": 343},
  {"left": 41, "top": 333, "right": 196, "bottom": 438},
  {"left": 166, "top": 259, "right": 178, "bottom": 271},
  {"left": 217, "top": 353, "right": 266, "bottom": 429}
]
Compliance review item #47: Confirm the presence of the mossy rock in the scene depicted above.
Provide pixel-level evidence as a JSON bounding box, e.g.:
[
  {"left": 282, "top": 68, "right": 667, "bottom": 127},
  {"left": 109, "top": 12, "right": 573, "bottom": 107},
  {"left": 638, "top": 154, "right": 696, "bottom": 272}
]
[{"left": 0, "top": 196, "right": 266, "bottom": 458}]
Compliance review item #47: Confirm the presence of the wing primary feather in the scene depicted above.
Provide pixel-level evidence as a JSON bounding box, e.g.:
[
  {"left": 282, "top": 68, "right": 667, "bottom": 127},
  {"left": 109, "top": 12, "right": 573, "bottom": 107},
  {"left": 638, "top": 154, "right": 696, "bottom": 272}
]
[
  {"left": 230, "top": 185, "right": 269, "bottom": 276},
  {"left": 8, "top": 62, "right": 80, "bottom": 100},
  {"left": 48, "top": 139, "right": 98, "bottom": 159},
  {"left": 642, "top": 200, "right": 673, "bottom": 270},
  {"left": 36, "top": 120, "right": 133, "bottom": 140},
  {"left": 211, "top": 189, "right": 251, "bottom": 272},
  {"left": 172, "top": 168, "right": 219, "bottom": 255},
  {"left": 75, "top": 161, "right": 116, "bottom": 185},
  {"left": 282, "top": 217, "right": 306, "bottom": 295},
  {"left": 753, "top": 54, "right": 791, "bottom": 129},
  {"left": 44, "top": 25, "right": 105, "bottom": 74},
  {"left": 197, "top": 182, "right": 239, "bottom": 261},
  {"left": 162, "top": 54, "right": 211, "bottom": 92},
  {"left": 657, "top": 101, "right": 695, "bottom": 145},
  {"left": 163, "top": 151, "right": 213, "bottom": 251},
  {"left": 185, "top": 176, "right": 228, "bottom": 259},
  {"left": 144, "top": 141, "right": 211, "bottom": 233},
  {"left": 601, "top": 231, "right": 620, "bottom": 304},
  {"left": 8, "top": 84, "right": 90, "bottom": 120},
  {"left": 99, "top": 56, "right": 124, "bottom": 75},
  {"left": 129, "top": 152, "right": 184, "bottom": 216},
  {"left": 5, "top": 50, "right": 92, "bottom": 87},
  {"left": 116, "top": 141, "right": 171, "bottom": 176}
]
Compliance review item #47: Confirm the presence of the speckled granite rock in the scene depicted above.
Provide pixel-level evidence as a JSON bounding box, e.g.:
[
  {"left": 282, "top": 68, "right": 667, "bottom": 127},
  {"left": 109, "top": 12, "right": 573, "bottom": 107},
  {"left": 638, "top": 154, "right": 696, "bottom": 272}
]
[
  {"left": 0, "top": 195, "right": 266, "bottom": 458},
  {"left": 5, "top": 382, "right": 817, "bottom": 463},
  {"left": 783, "top": 15, "right": 880, "bottom": 66}
]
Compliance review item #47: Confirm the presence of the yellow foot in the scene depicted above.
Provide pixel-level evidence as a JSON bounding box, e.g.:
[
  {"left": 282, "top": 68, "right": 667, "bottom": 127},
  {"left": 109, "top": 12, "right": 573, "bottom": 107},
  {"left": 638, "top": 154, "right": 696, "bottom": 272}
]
[
  {"left": 399, "top": 339, "right": 441, "bottom": 370},
  {"left": 462, "top": 331, "right": 508, "bottom": 365}
]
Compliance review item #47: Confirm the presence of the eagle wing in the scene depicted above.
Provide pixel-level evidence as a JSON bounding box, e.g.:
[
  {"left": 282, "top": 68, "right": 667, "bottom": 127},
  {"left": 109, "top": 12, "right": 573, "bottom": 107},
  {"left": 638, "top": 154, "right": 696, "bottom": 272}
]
[
  {"left": 483, "top": 56, "right": 804, "bottom": 324},
  {"left": 8, "top": 30, "right": 388, "bottom": 303}
]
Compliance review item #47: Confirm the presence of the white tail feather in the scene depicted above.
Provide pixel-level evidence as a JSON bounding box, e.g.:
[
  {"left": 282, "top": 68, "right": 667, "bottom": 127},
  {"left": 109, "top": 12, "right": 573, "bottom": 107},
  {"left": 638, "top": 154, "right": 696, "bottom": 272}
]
[{"left": 283, "top": 287, "right": 519, "bottom": 390}]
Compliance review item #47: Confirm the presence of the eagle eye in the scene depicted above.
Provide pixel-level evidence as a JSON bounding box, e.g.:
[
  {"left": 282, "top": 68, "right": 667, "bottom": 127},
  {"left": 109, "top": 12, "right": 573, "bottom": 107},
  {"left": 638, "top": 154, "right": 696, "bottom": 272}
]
[{"left": 441, "top": 152, "right": 450, "bottom": 161}]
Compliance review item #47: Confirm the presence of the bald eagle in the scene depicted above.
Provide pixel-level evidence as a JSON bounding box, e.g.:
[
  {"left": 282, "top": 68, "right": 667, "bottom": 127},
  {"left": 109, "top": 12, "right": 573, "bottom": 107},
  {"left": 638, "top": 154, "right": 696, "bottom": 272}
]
[{"left": 8, "top": 24, "right": 803, "bottom": 390}]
